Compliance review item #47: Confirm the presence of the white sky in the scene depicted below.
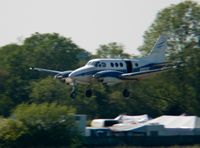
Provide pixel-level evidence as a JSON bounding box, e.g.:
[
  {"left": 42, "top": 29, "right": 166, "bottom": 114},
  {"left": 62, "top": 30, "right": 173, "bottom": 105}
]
[{"left": 0, "top": 0, "right": 189, "bottom": 55}]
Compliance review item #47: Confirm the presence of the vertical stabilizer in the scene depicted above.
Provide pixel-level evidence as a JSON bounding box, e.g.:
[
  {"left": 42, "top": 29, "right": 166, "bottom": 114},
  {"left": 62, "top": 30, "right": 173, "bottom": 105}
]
[{"left": 147, "top": 35, "right": 167, "bottom": 63}]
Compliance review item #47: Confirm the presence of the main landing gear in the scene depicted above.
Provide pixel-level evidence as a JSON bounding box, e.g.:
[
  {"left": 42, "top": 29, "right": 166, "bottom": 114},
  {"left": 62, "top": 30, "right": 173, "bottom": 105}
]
[
  {"left": 70, "top": 82, "right": 129, "bottom": 98},
  {"left": 122, "top": 89, "right": 130, "bottom": 97},
  {"left": 70, "top": 82, "right": 93, "bottom": 98},
  {"left": 71, "top": 89, "right": 130, "bottom": 98},
  {"left": 84, "top": 88, "right": 130, "bottom": 98},
  {"left": 70, "top": 91, "right": 76, "bottom": 99}
]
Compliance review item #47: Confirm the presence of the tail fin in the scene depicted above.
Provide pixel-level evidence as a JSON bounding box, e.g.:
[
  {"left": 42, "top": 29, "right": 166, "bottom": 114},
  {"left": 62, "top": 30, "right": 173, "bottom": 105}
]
[{"left": 146, "top": 35, "right": 167, "bottom": 63}]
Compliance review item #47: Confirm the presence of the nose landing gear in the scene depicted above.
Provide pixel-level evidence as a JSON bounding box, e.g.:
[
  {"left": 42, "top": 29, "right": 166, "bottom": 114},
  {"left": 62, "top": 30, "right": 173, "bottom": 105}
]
[
  {"left": 70, "top": 91, "right": 76, "bottom": 99},
  {"left": 85, "top": 89, "right": 92, "bottom": 97},
  {"left": 70, "top": 81, "right": 77, "bottom": 99}
]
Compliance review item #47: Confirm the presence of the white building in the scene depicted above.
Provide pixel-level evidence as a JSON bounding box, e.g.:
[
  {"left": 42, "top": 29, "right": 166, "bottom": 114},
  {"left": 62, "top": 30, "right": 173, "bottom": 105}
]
[{"left": 111, "top": 115, "right": 200, "bottom": 136}]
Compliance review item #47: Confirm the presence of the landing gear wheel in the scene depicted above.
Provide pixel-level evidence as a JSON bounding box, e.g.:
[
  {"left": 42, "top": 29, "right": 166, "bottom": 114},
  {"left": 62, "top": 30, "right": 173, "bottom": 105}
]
[
  {"left": 85, "top": 89, "right": 92, "bottom": 97},
  {"left": 123, "top": 89, "right": 130, "bottom": 97},
  {"left": 70, "top": 91, "right": 76, "bottom": 99}
]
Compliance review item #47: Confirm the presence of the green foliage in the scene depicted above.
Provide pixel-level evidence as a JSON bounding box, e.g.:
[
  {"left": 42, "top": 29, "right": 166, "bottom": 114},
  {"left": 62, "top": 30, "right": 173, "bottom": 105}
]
[
  {"left": 139, "top": 1, "right": 200, "bottom": 56},
  {"left": 134, "top": 1, "right": 200, "bottom": 116},
  {"left": 30, "top": 77, "right": 70, "bottom": 103},
  {"left": 0, "top": 32, "right": 90, "bottom": 105},
  {"left": 0, "top": 118, "right": 27, "bottom": 147},
  {"left": 13, "top": 103, "right": 75, "bottom": 128},
  {"left": 23, "top": 32, "right": 90, "bottom": 70},
  {"left": 0, "top": 95, "right": 14, "bottom": 117},
  {"left": 13, "top": 103, "right": 82, "bottom": 147},
  {"left": 95, "top": 42, "right": 131, "bottom": 58}
]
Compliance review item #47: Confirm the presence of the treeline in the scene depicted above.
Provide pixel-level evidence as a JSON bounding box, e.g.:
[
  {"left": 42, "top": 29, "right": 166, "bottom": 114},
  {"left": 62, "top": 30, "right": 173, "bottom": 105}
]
[{"left": 0, "top": 1, "right": 200, "bottom": 147}]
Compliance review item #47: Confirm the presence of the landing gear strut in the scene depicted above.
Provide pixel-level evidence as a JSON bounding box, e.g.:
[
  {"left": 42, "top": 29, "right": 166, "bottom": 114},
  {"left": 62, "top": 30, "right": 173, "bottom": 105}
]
[
  {"left": 70, "top": 91, "right": 76, "bottom": 99},
  {"left": 70, "top": 81, "right": 76, "bottom": 99},
  {"left": 122, "top": 89, "right": 130, "bottom": 97}
]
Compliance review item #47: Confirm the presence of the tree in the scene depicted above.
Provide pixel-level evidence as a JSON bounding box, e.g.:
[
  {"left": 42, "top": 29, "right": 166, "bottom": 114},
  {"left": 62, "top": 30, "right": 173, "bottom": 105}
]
[
  {"left": 0, "top": 95, "right": 14, "bottom": 117},
  {"left": 13, "top": 103, "right": 82, "bottom": 147},
  {"left": 136, "top": 1, "right": 200, "bottom": 116},
  {"left": 95, "top": 42, "right": 130, "bottom": 58},
  {"left": 0, "top": 118, "right": 27, "bottom": 147},
  {"left": 0, "top": 33, "right": 91, "bottom": 106},
  {"left": 23, "top": 33, "right": 90, "bottom": 70},
  {"left": 30, "top": 77, "right": 70, "bottom": 104},
  {"left": 139, "top": 1, "right": 200, "bottom": 55}
]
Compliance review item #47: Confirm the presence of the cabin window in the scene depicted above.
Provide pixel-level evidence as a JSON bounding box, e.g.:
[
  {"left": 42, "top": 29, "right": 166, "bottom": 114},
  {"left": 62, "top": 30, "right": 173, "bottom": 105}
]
[
  {"left": 115, "top": 63, "right": 118, "bottom": 67},
  {"left": 120, "top": 63, "right": 123, "bottom": 67},
  {"left": 111, "top": 63, "right": 114, "bottom": 67},
  {"left": 94, "top": 62, "right": 97, "bottom": 67},
  {"left": 102, "top": 62, "right": 106, "bottom": 67},
  {"left": 135, "top": 63, "right": 138, "bottom": 67}
]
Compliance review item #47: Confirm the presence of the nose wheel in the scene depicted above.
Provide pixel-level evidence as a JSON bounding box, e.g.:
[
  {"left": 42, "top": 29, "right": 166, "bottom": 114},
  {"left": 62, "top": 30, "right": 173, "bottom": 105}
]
[
  {"left": 70, "top": 91, "right": 76, "bottom": 99},
  {"left": 85, "top": 89, "right": 92, "bottom": 97}
]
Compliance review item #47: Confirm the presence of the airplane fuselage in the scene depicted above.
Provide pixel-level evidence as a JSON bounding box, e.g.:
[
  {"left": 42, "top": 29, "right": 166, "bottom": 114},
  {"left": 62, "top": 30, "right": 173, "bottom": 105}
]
[{"left": 68, "top": 58, "right": 165, "bottom": 85}]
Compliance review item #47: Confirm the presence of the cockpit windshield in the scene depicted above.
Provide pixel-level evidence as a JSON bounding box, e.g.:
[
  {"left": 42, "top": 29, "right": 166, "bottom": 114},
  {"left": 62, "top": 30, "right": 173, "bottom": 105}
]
[
  {"left": 86, "top": 60, "right": 106, "bottom": 67},
  {"left": 86, "top": 61, "right": 92, "bottom": 65},
  {"left": 86, "top": 61, "right": 96, "bottom": 66}
]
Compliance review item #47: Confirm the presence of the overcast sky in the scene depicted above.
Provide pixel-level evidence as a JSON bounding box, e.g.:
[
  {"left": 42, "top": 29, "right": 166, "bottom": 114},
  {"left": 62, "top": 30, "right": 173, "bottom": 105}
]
[{"left": 0, "top": 0, "right": 193, "bottom": 55}]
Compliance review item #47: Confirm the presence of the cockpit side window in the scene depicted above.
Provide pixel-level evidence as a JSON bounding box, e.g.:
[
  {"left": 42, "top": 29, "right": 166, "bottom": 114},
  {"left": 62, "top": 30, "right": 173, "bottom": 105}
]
[{"left": 87, "top": 61, "right": 91, "bottom": 65}]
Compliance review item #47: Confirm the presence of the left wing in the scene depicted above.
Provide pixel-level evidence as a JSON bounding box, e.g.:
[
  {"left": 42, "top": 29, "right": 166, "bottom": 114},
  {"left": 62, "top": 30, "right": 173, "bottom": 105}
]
[
  {"left": 121, "top": 68, "right": 168, "bottom": 80},
  {"left": 29, "top": 67, "right": 73, "bottom": 79},
  {"left": 29, "top": 67, "right": 61, "bottom": 74}
]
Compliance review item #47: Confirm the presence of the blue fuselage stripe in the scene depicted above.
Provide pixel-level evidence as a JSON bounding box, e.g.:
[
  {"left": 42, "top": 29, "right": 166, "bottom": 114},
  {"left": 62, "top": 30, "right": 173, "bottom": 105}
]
[{"left": 75, "top": 63, "right": 165, "bottom": 78}]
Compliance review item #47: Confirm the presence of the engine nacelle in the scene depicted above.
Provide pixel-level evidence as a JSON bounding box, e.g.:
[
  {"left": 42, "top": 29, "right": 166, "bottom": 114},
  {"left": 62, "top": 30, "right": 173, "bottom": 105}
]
[
  {"left": 65, "top": 78, "right": 73, "bottom": 85},
  {"left": 93, "top": 70, "right": 123, "bottom": 85}
]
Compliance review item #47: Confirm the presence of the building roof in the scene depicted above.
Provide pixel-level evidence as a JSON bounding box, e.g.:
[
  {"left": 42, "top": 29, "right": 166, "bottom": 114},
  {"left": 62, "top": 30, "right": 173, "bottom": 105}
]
[
  {"left": 110, "top": 115, "right": 200, "bottom": 132},
  {"left": 147, "top": 115, "right": 200, "bottom": 129}
]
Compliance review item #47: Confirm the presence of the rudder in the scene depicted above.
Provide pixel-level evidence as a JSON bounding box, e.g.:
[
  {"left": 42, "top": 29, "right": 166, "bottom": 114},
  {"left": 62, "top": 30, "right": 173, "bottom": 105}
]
[{"left": 148, "top": 35, "right": 167, "bottom": 63}]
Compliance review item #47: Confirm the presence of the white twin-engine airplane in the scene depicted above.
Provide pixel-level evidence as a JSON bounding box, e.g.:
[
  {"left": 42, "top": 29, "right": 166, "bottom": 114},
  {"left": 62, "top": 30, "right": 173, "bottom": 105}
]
[{"left": 30, "top": 35, "right": 169, "bottom": 98}]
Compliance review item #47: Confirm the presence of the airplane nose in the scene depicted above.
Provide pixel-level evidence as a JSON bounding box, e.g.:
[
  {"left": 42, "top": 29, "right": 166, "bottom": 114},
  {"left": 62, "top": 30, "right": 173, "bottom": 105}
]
[
  {"left": 68, "top": 72, "right": 76, "bottom": 79},
  {"left": 69, "top": 70, "right": 81, "bottom": 80},
  {"left": 68, "top": 66, "right": 94, "bottom": 80}
]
